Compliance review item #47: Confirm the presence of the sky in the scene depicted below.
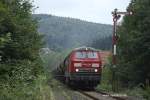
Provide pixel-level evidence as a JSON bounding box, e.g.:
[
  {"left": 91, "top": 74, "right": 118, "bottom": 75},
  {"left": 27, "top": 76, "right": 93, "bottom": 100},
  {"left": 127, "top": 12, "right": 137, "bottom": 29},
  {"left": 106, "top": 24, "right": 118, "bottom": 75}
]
[{"left": 33, "top": 0, "right": 131, "bottom": 24}]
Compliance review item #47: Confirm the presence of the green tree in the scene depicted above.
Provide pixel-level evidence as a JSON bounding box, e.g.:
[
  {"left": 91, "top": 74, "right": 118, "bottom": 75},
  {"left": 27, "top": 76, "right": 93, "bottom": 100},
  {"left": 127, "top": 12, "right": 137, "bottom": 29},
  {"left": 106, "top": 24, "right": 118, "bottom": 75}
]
[
  {"left": 117, "top": 0, "right": 150, "bottom": 86},
  {"left": 0, "top": 0, "right": 43, "bottom": 81},
  {"left": 0, "top": 1, "right": 46, "bottom": 99},
  {"left": 1, "top": 0, "right": 41, "bottom": 61}
]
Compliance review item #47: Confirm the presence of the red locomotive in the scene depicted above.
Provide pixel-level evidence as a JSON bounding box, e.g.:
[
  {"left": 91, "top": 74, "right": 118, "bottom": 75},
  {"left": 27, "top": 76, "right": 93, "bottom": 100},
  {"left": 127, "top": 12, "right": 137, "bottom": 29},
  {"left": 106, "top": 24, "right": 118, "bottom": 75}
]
[{"left": 55, "top": 47, "right": 102, "bottom": 88}]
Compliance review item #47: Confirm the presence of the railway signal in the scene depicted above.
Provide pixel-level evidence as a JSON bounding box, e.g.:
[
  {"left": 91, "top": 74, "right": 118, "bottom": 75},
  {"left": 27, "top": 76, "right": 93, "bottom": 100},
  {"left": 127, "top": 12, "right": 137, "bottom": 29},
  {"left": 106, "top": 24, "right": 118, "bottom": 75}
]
[
  {"left": 111, "top": 8, "right": 132, "bottom": 92},
  {"left": 112, "top": 8, "right": 133, "bottom": 68}
]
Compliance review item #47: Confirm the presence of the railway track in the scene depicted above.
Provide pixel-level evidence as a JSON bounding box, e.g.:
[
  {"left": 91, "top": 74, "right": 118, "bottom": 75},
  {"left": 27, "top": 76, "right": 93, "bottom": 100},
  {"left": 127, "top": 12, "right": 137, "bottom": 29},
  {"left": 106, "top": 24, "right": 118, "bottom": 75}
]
[
  {"left": 49, "top": 79, "right": 141, "bottom": 100},
  {"left": 77, "top": 90, "right": 128, "bottom": 100},
  {"left": 97, "top": 91, "right": 128, "bottom": 100},
  {"left": 78, "top": 91, "right": 100, "bottom": 100}
]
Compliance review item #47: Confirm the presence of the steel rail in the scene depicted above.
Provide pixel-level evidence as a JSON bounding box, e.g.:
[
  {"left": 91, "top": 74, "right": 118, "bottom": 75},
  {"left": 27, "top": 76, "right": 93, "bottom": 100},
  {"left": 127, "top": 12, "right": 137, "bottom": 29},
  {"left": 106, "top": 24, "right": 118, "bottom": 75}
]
[{"left": 77, "top": 90, "right": 127, "bottom": 100}]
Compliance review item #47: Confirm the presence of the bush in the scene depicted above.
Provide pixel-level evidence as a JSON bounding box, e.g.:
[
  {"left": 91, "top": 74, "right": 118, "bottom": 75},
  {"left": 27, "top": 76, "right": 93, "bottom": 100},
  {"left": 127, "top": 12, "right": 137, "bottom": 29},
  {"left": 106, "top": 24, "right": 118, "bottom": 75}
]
[
  {"left": 96, "top": 66, "right": 112, "bottom": 92},
  {"left": 0, "top": 59, "right": 51, "bottom": 100},
  {"left": 143, "top": 87, "right": 150, "bottom": 100},
  {"left": 0, "top": 75, "right": 52, "bottom": 100}
]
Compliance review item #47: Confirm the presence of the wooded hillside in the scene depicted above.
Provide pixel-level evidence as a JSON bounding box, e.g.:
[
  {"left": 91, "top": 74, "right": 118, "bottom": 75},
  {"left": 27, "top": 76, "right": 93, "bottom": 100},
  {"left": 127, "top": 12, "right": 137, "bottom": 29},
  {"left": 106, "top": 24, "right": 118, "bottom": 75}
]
[{"left": 33, "top": 14, "right": 112, "bottom": 51}]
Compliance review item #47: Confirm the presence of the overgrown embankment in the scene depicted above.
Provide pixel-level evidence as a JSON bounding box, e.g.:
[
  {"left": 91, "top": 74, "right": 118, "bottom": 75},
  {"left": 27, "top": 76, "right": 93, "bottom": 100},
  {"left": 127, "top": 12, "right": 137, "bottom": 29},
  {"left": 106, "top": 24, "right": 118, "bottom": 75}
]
[{"left": 0, "top": 0, "right": 52, "bottom": 99}]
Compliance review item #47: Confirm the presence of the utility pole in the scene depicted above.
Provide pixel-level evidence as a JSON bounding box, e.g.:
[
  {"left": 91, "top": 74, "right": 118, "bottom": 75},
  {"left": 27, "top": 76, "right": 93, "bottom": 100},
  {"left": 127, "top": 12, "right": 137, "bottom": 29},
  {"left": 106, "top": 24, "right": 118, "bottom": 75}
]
[{"left": 111, "top": 8, "right": 132, "bottom": 92}]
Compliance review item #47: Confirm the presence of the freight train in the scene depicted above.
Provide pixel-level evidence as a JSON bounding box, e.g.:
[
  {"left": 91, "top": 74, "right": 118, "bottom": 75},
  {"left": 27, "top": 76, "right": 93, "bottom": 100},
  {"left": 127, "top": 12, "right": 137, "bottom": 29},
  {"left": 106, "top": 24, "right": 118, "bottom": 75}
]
[{"left": 53, "top": 47, "right": 102, "bottom": 88}]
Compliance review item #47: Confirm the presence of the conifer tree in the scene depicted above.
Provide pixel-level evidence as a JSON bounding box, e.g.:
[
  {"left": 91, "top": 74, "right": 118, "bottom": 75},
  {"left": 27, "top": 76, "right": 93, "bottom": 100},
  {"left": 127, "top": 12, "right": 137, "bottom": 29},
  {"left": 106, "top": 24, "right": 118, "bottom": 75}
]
[{"left": 117, "top": 0, "right": 150, "bottom": 86}]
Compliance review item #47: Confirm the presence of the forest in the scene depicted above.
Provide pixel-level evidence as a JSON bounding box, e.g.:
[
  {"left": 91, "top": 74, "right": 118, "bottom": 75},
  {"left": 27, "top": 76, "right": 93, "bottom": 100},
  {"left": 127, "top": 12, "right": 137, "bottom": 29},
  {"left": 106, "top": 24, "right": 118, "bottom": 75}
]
[
  {"left": 0, "top": 0, "right": 51, "bottom": 99},
  {"left": 98, "top": 0, "right": 150, "bottom": 99},
  {"left": 117, "top": 0, "right": 150, "bottom": 93},
  {"left": 33, "top": 14, "right": 112, "bottom": 51},
  {"left": 0, "top": 0, "right": 150, "bottom": 100}
]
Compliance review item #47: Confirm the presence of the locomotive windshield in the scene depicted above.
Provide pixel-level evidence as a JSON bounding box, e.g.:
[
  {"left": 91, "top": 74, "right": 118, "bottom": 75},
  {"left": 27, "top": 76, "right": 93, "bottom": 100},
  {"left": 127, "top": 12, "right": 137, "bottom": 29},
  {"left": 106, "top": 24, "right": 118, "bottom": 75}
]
[{"left": 75, "top": 51, "right": 98, "bottom": 58}]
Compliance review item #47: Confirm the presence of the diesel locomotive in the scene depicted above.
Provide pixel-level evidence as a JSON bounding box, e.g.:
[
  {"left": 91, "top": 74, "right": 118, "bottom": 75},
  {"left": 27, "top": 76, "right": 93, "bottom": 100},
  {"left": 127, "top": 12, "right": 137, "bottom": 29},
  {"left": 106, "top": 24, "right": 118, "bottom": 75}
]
[{"left": 54, "top": 47, "right": 102, "bottom": 88}]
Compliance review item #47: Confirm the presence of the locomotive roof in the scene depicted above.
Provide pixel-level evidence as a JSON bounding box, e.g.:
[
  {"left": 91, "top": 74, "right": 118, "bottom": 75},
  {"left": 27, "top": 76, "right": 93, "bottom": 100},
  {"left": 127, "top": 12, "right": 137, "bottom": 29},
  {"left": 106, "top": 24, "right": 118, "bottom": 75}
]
[{"left": 73, "top": 46, "right": 99, "bottom": 51}]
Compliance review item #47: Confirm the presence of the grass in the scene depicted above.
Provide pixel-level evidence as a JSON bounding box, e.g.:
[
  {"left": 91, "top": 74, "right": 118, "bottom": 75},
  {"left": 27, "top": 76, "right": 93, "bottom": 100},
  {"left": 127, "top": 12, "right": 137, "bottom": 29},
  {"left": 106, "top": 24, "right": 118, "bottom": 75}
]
[
  {"left": 124, "top": 86, "right": 150, "bottom": 100},
  {"left": 0, "top": 75, "right": 52, "bottom": 100},
  {"left": 96, "top": 65, "right": 149, "bottom": 100}
]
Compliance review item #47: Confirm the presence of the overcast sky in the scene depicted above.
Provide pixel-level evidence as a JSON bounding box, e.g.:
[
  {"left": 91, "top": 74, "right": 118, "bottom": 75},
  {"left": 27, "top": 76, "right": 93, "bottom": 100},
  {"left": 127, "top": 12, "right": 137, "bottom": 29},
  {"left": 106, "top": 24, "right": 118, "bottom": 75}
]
[{"left": 33, "top": 0, "right": 131, "bottom": 24}]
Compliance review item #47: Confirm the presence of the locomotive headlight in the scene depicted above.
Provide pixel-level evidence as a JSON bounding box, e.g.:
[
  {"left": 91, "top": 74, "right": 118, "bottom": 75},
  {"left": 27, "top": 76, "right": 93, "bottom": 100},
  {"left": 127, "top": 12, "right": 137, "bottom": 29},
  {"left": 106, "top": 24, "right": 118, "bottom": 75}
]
[
  {"left": 74, "top": 63, "right": 81, "bottom": 67},
  {"left": 95, "top": 69, "right": 98, "bottom": 72},
  {"left": 92, "top": 63, "right": 99, "bottom": 67},
  {"left": 75, "top": 69, "right": 79, "bottom": 72}
]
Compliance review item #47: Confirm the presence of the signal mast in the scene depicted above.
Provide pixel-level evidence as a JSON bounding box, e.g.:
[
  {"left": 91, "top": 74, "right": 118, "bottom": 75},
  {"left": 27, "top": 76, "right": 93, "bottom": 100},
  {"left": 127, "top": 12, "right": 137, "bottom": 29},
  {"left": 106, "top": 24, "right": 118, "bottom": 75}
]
[{"left": 111, "top": 8, "right": 132, "bottom": 91}]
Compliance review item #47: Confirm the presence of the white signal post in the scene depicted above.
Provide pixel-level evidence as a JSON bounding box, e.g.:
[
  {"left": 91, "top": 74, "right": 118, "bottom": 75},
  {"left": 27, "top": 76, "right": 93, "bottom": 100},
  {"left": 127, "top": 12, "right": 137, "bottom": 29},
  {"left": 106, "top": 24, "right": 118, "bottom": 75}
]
[{"left": 111, "top": 8, "right": 132, "bottom": 91}]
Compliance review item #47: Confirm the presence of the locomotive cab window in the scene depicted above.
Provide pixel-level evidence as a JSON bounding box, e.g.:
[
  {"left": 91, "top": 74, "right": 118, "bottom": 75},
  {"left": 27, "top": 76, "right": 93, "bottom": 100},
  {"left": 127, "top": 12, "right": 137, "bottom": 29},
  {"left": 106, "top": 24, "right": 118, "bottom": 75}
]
[
  {"left": 75, "top": 51, "right": 86, "bottom": 58},
  {"left": 87, "top": 52, "right": 98, "bottom": 58},
  {"left": 75, "top": 51, "right": 98, "bottom": 58}
]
